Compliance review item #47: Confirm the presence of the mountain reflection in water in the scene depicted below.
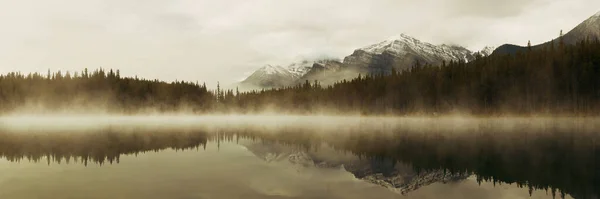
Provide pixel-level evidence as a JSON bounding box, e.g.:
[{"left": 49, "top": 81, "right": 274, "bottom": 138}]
[{"left": 0, "top": 116, "right": 597, "bottom": 199}]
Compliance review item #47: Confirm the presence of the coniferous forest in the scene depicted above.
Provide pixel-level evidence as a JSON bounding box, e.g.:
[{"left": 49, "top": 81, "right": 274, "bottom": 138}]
[
  {"left": 1, "top": 38, "right": 599, "bottom": 115},
  {"left": 0, "top": 69, "right": 213, "bottom": 113}
]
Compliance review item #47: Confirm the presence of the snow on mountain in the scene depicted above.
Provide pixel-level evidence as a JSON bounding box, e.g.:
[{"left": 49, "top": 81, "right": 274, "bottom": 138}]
[
  {"left": 241, "top": 33, "right": 500, "bottom": 90},
  {"left": 239, "top": 59, "right": 341, "bottom": 89},
  {"left": 471, "top": 46, "right": 495, "bottom": 57},
  {"left": 238, "top": 64, "right": 297, "bottom": 89},
  {"left": 247, "top": 64, "right": 296, "bottom": 80},
  {"left": 359, "top": 34, "right": 474, "bottom": 63},
  {"left": 286, "top": 60, "right": 315, "bottom": 77},
  {"left": 343, "top": 34, "right": 478, "bottom": 75},
  {"left": 261, "top": 65, "right": 290, "bottom": 75},
  {"left": 243, "top": 10, "right": 600, "bottom": 89},
  {"left": 478, "top": 46, "right": 496, "bottom": 57}
]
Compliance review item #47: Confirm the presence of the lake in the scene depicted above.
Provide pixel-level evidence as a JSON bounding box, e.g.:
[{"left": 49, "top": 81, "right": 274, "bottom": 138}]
[{"left": 0, "top": 115, "right": 597, "bottom": 199}]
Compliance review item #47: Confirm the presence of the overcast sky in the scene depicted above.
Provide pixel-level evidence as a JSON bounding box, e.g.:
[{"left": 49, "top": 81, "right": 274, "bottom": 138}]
[{"left": 0, "top": 0, "right": 599, "bottom": 86}]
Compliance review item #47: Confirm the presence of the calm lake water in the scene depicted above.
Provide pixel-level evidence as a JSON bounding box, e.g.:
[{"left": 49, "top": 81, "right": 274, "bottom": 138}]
[{"left": 0, "top": 116, "right": 597, "bottom": 199}]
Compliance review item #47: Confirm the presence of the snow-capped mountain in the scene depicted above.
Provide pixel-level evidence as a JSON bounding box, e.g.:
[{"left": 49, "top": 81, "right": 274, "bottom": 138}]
[
  {"left": 240, "top": 11, "right": 600, "bottom": 90},
  {"left": 242, "top": 141, "right": 468, "bottom": 195},
  {"left": 286, "top": 60, "right": 316, "bottom": 77},
  {"left": 359, "top": 34, "right": 474, "bottom": 62},
  {"left": 239, "top": 64, "right": 297, "bottom": 89},
  {"left": 343, "top": 34, "right": 480, "bottom": 74},
  {"left": 477, "top": 46, "right": 496, "bottom": 57},
  {"left": 241, "top": 34, "right": 498, "bottom": 90}
]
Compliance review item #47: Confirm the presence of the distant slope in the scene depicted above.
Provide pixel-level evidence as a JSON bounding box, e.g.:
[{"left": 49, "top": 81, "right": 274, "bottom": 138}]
[
  {"left": 491, "top": 44, "right": 526, "bottom": 55},
  {"left": 492, "top": 10, "right": 600, "bottom": 56}
]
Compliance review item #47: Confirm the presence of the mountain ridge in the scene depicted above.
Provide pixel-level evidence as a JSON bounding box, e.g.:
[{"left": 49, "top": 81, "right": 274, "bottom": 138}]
[
  {"left": 240, "top": 34, "right": 491, "bottom": 90},
  {"left": 492, "top": 10, "right": 600, "bottom": 56},
  {"left": 240, "top": 10, "right": 600, "bottom": 90}
]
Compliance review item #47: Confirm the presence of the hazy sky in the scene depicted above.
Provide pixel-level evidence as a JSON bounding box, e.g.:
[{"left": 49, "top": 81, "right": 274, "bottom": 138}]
[{"left": 0, "top": 0, "right": 599, "bottom": 86}]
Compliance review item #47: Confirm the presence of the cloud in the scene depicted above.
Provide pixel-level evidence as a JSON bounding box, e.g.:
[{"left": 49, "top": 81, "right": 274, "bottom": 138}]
[
  {"left": 440, "top": 0, "right": 550, "bottom": 18},
  {"left": 0, "top": 0, "right": 598, "bottom": 86}
]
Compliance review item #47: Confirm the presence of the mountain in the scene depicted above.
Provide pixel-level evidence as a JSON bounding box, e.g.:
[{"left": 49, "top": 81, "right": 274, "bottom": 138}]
[
  {"left": 343, "top": 34, "right": 478, "bottom": 75},
  {"left": 298, "top": 35, "right": 493, "bottom": 86},
  {"left": 238, "top": 65, "right": 297, "bottom": 90},
  {"left": 563, "top": 11, "right": 600, "bottom": 44},
  {"left": 296, "top": 59, "right": 349, "bottom": 85},
  {"left": 240, "top": 11, "right": 600, "bottom": 90},
  {"left": 242, "top": 34, "right": 490, "bottom": 90},
  {"left": 243, "top": 141, "right": 468, "bottom": 195},
  {"left": 492, "top": 11, "right": 600, "bottom": 56},
  {"left": 238, "top": 61, "right": 313, "bottom": 89},
  {"left": 238, "top": 60, "right": 337, "bottom": 90},
  {"left": 476, "top": 46, "right": 496, "bottom": 57}
]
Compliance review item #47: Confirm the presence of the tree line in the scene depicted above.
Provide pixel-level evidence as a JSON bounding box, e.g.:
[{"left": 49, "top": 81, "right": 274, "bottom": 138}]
[{"left": 0, "top": 68, "right": 213, "bottom": 113}]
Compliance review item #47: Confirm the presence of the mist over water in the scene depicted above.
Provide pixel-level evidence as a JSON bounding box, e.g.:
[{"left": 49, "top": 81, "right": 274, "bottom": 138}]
[{"left": 0, "top": 115, "right": 596, "bottom": 199}]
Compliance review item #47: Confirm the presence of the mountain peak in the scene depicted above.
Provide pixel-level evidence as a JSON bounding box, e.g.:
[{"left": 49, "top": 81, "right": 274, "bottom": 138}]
[
  {"left": 354, "top": 33, "right": 475, "bottom": 64},
  {"left": 286, "top": 60, "right": 316, "bottom": 77},
  {"left": 360, "top": 33, "right": 432, "bottom": 54},
  {"left": 386, "top": 33, "right": 418, "bottom": 41},
  {"left": 258, "top": 65, "right": 290, "bottom": 75},
  {"left": 478, "top": 46, "right": 496, "bottom": 56},
  {"left": 240, "top": 59, "right": 342, "bottom": 89},
  {"left": 594, "top": 11, "right": 600, "bottom": 17}
]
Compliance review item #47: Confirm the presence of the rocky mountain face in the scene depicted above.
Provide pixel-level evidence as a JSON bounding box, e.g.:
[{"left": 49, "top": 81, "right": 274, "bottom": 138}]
[
  {"left": 240, "top": 34, "right": 495, "bottom": 90},
  {"left": 343, "top": 34, "right": 479, "bottom": 74},
  {"left": 493, "top": 11, "right": 600, "bottom": 56},
  {"left": 243, "top": 142, "right": 468, "bottom": 195},
  {"left": 477, "top": 46, "right": 496, "bottom": 57},
  {"left": 296, "top": 59, "right": 348, "bottom": 85}
]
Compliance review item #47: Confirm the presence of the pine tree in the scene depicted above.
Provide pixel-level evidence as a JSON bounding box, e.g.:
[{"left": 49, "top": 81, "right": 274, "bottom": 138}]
[
  {"left": 216, "top": 81, "right": 221, "bottom": 102},
  {"left": 559, "top": 30, "right": 565, "bottom": 48}
]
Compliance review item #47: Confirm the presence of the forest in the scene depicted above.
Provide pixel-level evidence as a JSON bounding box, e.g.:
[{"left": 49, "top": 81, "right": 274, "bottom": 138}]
[
  {"left": 0, "top": 37, "right": 599, "bottom": 115},
  {"left": 0, "top": 68, "right": 213, "bottom": 113}
]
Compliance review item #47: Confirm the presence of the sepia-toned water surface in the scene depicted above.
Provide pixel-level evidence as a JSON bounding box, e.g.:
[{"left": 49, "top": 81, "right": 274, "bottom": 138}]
[{"left": 0, "top": 115, "right": 597, "bottom": 199}]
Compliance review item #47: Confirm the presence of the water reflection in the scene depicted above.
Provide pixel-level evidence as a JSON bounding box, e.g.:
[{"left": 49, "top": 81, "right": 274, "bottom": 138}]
[{"left": 0, "top": 117, "right": 597, "bottom": 199}]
